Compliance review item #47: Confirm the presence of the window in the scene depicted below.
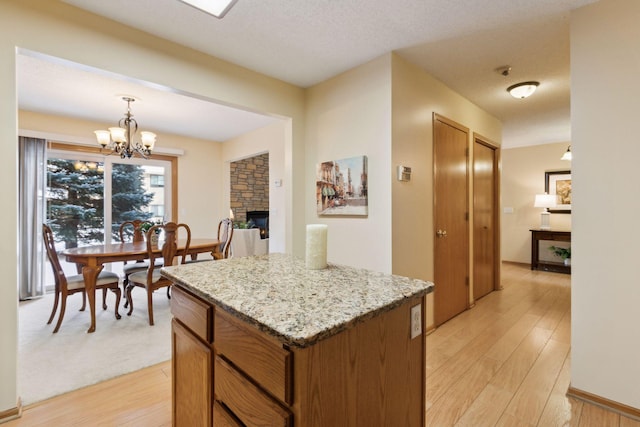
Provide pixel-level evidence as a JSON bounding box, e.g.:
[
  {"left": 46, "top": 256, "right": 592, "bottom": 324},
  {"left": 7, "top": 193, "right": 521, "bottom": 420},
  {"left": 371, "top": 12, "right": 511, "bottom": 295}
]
[
  {"left": 150, "top": 174, "right": 164, "bottom": 187},
  {"left": 149, "top": 204, "right": 165, "bottom": 219},
  {"left": 44, "top": 143, "right": 175, "bottom": 280}
]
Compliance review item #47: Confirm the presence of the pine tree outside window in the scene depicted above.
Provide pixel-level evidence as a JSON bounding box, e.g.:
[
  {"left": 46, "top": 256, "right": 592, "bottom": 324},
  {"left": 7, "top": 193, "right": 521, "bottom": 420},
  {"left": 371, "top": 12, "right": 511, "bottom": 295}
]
[{"left": 44, "top": 150, "right": 172, "bottom": 283}]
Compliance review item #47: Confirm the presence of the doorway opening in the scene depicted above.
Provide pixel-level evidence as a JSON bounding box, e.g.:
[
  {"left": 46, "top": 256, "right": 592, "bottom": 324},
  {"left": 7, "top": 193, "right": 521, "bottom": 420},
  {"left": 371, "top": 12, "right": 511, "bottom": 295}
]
[{"left": 230, "top": 152, "right": 269, "bottom": 237}]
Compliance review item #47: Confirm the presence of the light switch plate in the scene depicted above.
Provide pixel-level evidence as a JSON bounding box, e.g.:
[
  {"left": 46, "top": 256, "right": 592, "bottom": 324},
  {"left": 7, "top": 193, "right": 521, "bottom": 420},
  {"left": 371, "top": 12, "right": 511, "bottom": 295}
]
[
  {"left": 410, "top": 304, "right": 422, "bottom": 339},
  {"left": 397, "top": 165, "right": 412, "bottom": 181}
]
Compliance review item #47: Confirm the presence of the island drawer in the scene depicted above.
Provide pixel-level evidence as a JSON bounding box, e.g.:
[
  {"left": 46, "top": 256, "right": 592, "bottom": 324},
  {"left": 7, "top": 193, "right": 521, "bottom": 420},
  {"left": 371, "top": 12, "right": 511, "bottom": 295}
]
[
  {"left": 213, "top": 401, "right": 243, "bottom": 427},
  {"left": 215, "top": 355, "right": 292, "bottom": 427},
  {"left": 170, "top": 286, "right": 213, "bottom": 343},
  {"left": 214, "top": 310, "right": 292, "bottom": 404}
]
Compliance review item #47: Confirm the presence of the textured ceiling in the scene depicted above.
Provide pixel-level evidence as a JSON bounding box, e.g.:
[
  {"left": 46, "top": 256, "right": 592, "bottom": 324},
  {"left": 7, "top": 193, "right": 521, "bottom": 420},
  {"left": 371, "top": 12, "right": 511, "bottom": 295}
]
[{"left": 19, "top": 0, "right": 597, "bottom": 147}]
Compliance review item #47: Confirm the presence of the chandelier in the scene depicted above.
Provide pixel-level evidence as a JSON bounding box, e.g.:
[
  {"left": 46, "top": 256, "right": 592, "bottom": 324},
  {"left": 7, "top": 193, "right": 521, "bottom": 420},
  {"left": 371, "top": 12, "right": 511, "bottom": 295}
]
[{"left": 94, "top": 96, "right": 156, "bottom": 159}]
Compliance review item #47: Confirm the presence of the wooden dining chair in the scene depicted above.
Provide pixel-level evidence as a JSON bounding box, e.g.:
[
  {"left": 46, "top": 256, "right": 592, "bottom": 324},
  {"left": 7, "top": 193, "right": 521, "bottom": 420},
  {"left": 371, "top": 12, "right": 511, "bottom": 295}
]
[
  {"left": 127, "top": 222, "right": 191, "bottom": 325},
  {"left": 119, "top": 219, "right": 147, "bottom": 243},
  {"left": 185, "top": 218, "right": 234, "bottom": 263},
  {"left": 118, "top": 220, "right": 162, "bottom": 308},
  {"left": 214, "top": 218, "right": 234, "bottom": 260},
  {"left": 43, "top": 224, "right": 121, "bottom": 333}
]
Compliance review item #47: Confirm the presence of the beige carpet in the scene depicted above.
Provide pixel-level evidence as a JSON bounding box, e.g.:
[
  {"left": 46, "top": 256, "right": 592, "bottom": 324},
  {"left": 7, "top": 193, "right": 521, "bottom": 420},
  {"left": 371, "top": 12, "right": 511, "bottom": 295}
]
[{"left": 18, "top": 287, "right": 171, "bottom": 405}]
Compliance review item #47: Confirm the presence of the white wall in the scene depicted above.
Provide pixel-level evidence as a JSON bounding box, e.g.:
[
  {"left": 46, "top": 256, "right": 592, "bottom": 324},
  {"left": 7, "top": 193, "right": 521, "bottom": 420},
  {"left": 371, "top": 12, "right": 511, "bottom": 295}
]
[
  {"left": 0, "top": 33, "right": 18, "bottom": 416},
  {"left": 571, "top": 0, "right": 640, "bottom": 409},
  {"left": 305, "top": 55, "right": 393, "bottom": 273},
  {"left": 0, "top": 1, "right": 305, "bottom": 415},
  {"left": 222, "top": 120, "right": 289, "bottom": 253},
  {"left": 501, "top": 142, "right": 572, "bottom": 263}
]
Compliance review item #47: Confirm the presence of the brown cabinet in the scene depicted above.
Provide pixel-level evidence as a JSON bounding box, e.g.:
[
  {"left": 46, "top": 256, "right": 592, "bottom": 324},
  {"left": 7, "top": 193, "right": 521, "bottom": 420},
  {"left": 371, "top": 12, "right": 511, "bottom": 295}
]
[
  {"left": 171, "top": 284, "right": 426, "bottom": 426},
  {"left": 530, "top": 229, "right": 571, "bottom": 274},
  {"left": 171, "top": 318, "right": 212, "bottom": 427}
]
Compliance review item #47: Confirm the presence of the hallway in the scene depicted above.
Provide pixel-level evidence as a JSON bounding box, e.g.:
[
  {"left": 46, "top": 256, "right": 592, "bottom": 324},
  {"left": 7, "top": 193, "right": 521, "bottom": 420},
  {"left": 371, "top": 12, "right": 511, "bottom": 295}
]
[{"left": 425, "top": 262, "right": 636, "bottom": 426}]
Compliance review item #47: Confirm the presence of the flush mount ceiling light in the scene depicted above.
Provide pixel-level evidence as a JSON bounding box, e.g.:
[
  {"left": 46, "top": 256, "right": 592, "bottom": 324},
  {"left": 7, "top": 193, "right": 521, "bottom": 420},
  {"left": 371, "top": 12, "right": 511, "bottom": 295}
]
[
  {"left": 507, "top": 81, "right": 540, "bottom": 99},
  {"left": 178, "top": 0, "right": 238, "bottom": 18}
]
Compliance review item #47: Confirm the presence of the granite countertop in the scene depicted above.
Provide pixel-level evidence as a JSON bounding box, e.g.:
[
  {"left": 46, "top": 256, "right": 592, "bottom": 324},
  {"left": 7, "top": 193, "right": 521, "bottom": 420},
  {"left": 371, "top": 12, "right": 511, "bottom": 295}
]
[{"left": 161, "top": 253, "right": 434, "bottom": 348}]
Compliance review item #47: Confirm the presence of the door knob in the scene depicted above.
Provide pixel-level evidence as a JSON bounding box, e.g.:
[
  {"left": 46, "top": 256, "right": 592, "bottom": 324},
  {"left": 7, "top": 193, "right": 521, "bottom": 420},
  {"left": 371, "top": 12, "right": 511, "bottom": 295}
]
[{"left": 436, "top": 229, "right": 448, "bottom": 238}]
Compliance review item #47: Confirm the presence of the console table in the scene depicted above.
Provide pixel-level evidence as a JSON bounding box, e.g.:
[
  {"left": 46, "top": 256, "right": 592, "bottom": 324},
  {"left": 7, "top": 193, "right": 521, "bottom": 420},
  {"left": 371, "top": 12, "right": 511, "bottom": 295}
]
[{"left": 530, "top": 229, "right": 571, "bottom": 274}]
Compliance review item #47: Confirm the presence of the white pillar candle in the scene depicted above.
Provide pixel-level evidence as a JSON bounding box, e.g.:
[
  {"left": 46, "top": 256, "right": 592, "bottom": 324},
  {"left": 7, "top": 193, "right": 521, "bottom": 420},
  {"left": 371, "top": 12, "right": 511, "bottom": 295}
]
[{"left": 305, "top": 224, "right": 328, "bottom": 269}]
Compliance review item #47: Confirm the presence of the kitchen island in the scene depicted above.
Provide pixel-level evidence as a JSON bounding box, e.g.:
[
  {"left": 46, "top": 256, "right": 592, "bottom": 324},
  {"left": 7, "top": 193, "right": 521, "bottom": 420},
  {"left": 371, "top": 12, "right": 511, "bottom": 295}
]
[{"left": 162, "top": 253, "right": 434, "bottom": 426}]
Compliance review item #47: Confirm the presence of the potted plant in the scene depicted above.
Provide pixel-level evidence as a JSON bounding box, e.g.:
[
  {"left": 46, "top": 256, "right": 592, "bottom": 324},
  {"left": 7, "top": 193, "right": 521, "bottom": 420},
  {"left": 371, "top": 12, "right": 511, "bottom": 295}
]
[
  {"left": 233, "top": 221, "right": 249, "bottom": 229},
  {"left": 549, "top": 245, "right": 571, "bottom": 266},
  {"left": 140, "top": 220, "right": 163, "bottom": 244}
]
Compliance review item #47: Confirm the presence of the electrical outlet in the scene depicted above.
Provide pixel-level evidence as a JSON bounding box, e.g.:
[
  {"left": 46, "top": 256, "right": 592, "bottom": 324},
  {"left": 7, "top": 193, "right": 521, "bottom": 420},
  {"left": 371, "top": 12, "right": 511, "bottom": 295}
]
[{"left": 410, "top": 304, "right": 422, "bottom": 339}]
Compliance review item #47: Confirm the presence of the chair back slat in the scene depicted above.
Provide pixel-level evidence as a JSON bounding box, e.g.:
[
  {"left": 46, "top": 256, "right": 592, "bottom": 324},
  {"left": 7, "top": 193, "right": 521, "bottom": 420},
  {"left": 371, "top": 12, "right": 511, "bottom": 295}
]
[
  {"left": 217, "top": 218, "right": 234, "bottom": 259},
  {"left": 119, "top": 219, "right": 153, "bottom": 243},
  {"left": 42, "top": 224, "right": 68, "bottom": 289},
  {"left": 145, "top": 222, "right": 191, "bottom": 282}
]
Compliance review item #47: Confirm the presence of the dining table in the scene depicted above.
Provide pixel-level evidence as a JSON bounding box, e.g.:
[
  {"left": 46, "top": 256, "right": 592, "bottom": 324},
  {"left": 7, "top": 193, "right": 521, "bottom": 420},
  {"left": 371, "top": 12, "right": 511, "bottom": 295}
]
[{"left": 62, "top": 238, "right": 221, "bottom": 333}]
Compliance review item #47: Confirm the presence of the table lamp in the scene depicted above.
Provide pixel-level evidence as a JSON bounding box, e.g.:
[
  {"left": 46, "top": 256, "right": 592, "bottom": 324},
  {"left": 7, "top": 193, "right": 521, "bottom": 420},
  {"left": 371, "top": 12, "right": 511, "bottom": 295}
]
[{"left": 534, "top": 194, "right": 558, "bottom": 230}]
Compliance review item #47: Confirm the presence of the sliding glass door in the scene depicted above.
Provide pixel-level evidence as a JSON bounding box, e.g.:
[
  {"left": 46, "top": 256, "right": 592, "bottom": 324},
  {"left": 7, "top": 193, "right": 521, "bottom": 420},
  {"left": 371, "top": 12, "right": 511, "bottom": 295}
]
[{"left": 45, "top": 149, "right": 172, "bottom": 284}]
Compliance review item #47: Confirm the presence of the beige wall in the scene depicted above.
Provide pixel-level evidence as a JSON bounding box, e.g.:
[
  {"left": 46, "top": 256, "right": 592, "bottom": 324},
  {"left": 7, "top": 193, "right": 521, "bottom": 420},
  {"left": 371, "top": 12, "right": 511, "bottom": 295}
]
[
  {"left": 305, "top": 55, "right": 393, "bottom": 272},
  {"left": 391, "top": 55, "right": 502, "bottom": 328},
  {"left": 7, "top": 0, "right": 619, "bottom": 418},
  {"left": 571, "top": 0, "right": 640, "bottom": 410},
  {"left": 19, "top": 110, "right": 225, "bottom": 239},
  {"left": 304, "top": 53, "right": 502, "bottom": 331},
  {"left": 0, "top": 1, "right": 304, "bottom": 414},
  {"left": 501, "top": 142, "right": 572, "bottom": 263}
]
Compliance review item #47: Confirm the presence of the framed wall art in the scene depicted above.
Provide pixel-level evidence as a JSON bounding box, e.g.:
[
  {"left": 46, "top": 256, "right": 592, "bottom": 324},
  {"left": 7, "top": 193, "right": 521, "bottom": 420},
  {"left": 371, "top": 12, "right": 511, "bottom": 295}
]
[
  {"left": 545, "top": 170, "right": 571, "bottom": 213},
  {"left": 316, "top": 155, "right": 368, "bottom": 216}
]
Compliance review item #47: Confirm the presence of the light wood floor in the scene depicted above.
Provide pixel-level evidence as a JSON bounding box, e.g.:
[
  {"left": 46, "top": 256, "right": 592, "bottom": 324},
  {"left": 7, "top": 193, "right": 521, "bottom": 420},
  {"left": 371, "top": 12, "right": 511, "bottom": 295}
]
[
  {"left": 6, "top": 263, "right": 639, "bottom": 426},
  {"left": 426, "top": 263, "right": 639, "bottom": 427}
]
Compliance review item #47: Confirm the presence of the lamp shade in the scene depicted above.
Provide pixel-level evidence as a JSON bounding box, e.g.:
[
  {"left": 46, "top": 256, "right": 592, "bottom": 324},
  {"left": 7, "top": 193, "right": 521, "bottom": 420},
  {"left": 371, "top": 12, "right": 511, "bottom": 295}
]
[
  {"left": 94, "top": 130, "right": 110, "bottom": 147},
  {"left": 534, "top": 194, "right": 558, "bottom": 208},
  {"left": 140, "top": 131, "right": 156, "bottom": 149},
  {"left": 561, "top": 145, "right": 572, "bottom": 161},
  {"left": 109, "top": 127, "right": 127, "bottom": 143}
]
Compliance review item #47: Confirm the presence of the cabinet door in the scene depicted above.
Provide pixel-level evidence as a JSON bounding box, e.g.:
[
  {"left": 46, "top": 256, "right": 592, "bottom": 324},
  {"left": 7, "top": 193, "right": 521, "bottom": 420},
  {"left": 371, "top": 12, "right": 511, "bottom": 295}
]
[{"left": 172, "top": 319, "right": 212, "bottom": 427}]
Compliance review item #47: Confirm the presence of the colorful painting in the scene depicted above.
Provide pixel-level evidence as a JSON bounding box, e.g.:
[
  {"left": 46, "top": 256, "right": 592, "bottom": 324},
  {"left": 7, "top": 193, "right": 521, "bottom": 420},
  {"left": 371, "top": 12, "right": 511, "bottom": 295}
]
[
  {"left": 545, "top": 170, "right": 571, "bottom": 213},
  {"left": 316, "top": 155, "right": 368, "bottom": 216}
]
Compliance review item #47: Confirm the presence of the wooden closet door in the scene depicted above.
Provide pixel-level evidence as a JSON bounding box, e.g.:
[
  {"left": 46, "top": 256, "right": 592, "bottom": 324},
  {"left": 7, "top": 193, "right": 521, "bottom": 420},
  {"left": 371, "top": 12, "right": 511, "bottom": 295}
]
[
  {"left": 433, "top": 114, "right": 469, "bottom": 326},
  {"left": 473, "top": 136, "right": 499, "bottom": 301}
]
